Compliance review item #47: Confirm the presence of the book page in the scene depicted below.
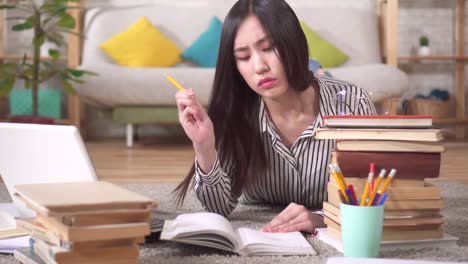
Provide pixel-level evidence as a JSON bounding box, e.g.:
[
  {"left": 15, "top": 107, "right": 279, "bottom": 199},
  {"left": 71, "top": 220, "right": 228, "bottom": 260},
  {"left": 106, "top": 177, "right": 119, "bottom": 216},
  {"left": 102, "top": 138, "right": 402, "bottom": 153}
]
[
  {"left": 160, "top": 212, "right": 239, "bottom": 251},
  {"left": 0, "top": 211, "right": 16, "bottom": 231},
  {"left": 236, "top": 227, "right": 317, "bottom": 256}
]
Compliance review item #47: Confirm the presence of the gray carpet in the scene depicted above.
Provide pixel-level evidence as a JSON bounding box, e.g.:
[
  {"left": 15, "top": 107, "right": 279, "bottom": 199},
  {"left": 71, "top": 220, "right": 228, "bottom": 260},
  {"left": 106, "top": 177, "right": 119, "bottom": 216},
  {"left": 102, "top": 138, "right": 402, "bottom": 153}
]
[{"left": 1, "top": 182, "right": 468, "bottom": 263}]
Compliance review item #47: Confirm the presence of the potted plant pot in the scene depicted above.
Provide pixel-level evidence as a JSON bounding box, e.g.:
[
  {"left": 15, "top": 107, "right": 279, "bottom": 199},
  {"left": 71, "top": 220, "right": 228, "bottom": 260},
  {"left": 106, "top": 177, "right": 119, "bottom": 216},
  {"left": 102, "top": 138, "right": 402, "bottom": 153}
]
[{"left": 418, "top": 35, "right": 430, "bottom": 56}]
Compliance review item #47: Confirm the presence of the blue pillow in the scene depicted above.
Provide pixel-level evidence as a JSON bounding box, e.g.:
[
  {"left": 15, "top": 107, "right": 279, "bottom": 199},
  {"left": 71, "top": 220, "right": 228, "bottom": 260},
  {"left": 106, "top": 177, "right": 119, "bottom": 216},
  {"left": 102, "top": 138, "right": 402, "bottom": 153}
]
[{"left": 181, "top": 17, "right": 223, "bottom": 68}]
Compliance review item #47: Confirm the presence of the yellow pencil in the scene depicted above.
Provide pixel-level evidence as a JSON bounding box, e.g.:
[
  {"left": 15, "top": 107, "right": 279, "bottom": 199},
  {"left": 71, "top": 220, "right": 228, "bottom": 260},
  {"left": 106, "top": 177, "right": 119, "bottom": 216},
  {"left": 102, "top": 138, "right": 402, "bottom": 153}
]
[
  {"left": 380, "top": 169, "right": 397, "bottom": 194},
  {"left": 165, "top": 74, "right": 185, "bottom": 91},
  {"left": 332, "top": 164, "right": 348, "bottom": 190},
  {"left": 366, "top": 169, "right": 386, "bottom": 206},
  {"left": 360, "top": 171, "right": 373, "bottom": 206},
  {"left": 329, "top": 164, "right": 349, "bottom": 203}
]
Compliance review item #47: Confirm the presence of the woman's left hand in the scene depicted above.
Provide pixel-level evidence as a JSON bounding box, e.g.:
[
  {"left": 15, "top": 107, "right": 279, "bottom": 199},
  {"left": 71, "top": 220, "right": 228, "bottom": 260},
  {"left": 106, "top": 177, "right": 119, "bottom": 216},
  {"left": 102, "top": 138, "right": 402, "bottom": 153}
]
[{"left": 260, "top": 203, "right": 325, "bottom": 233}]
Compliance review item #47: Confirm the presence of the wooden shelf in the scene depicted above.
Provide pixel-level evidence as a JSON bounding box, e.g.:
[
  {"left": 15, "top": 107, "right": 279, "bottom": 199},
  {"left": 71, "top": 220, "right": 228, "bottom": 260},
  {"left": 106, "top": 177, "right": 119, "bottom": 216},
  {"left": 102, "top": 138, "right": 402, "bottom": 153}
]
[
  {"left": 399, "top": 55, "right": 468, "bottom": 61},
  {"left": 0, "top": 55, "right": 67, "bottom": 61},
  {"left": 393, "top": 0, "right": 467, "bottom": 139}
]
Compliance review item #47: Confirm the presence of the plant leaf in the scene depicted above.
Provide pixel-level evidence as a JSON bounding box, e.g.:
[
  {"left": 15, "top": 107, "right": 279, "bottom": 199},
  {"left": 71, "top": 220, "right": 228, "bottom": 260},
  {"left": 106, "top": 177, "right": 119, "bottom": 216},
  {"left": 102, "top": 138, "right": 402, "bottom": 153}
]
[
  {"left": 0, "top": 77, "right": 16, "bottom": 96},
  {"left": 0, "top": 5, "right": 16, "bottom": 9},
  {"left": 48, "top": 49, "right": 60, "bottom": 59},
  {"left": 57, "top": 13, "right": 75, "bottom": 29},
  {"left": 66, "top": 68, "right": 85, "bottom": 77},
  {"left": 12, "top": 22, "right": 33, "bottom": 31},
  {"left": 45, "top": 32, "right": 65, "bottom": 46},
  {"left": 24, "top": 79, "right": 32, "bottom": 89},
  {"left": 33, "top": 34, "right": 46, "bottom": 47},
  {"left": 0, "top": 62, "right": 17, "bottom": 71},
  {"left": 61, "top": 78, "right": 76, "bottom": 94}
]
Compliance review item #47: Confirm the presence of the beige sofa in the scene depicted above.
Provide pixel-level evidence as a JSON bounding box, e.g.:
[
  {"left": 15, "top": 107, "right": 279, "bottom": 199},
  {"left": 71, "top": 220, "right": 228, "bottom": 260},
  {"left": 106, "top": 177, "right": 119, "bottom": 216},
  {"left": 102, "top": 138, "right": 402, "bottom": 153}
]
[{"left": 74, "top": 1, "right": 408, "bottom": 146}]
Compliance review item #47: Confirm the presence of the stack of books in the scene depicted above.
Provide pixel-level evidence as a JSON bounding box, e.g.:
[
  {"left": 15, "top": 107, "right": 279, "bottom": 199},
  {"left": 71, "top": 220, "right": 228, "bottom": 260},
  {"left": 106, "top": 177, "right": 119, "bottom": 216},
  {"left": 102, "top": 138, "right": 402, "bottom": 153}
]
[
  {"left": 316, "top": 115, "right": 449, "bottom": 243},
  {"left": 13, "top": 181, "right": 157, "bottom": 264}
]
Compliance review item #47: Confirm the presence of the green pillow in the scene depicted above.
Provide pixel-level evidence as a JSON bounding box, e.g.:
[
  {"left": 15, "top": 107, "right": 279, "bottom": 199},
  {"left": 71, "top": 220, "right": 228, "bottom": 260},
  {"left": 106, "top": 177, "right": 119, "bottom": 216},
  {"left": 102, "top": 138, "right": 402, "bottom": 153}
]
[
  {"left": 300, "top": 21, "right": 349, "bottom": 68},
  {"left": 181, "top": 17, "right": 223, "bottom": 68}
]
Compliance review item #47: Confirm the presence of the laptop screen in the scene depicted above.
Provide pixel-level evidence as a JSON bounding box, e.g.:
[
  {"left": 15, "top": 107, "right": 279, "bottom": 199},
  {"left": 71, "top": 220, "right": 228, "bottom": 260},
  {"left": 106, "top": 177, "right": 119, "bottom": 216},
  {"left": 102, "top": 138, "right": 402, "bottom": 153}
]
[{"left": 0, "top": 123, "right": 98, "bottom": 217}]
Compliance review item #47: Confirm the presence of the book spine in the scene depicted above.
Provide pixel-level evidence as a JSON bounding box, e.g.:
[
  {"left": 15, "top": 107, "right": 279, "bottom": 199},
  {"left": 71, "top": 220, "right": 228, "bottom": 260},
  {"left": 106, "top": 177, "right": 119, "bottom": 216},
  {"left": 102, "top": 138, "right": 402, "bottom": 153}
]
[{"left": 334, "top": 151, "right": 441, "bottom": 178}]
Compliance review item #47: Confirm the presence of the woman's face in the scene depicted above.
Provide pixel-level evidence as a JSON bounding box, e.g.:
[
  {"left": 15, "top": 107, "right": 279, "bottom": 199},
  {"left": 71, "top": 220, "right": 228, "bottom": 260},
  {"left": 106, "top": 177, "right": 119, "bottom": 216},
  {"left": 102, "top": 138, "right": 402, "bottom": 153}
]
[{"left": 233, "top": 15, "right": 289, "bottom": 99}]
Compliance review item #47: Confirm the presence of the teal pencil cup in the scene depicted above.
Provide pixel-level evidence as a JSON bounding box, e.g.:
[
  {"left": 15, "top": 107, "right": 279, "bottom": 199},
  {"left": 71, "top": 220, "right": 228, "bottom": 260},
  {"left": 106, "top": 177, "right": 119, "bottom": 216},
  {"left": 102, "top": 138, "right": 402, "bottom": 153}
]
[{"left": 340, "top": 203, "right": 384, "bottom": 258}]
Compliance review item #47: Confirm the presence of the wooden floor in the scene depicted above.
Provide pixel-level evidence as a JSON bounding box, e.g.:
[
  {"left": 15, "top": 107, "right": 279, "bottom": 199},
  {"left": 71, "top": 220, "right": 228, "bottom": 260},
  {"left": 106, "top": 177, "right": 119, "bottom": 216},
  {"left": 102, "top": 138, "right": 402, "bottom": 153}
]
[{"left": 86, "top": 138, "right": 468, "bottom": 185}]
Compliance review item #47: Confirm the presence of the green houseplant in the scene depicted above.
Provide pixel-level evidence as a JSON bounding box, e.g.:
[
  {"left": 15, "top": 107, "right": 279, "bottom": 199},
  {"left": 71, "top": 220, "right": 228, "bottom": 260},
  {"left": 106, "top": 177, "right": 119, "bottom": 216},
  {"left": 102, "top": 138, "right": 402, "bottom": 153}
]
[
  {"left": 0, "top": 0, "right": 94, "bottom": 122},
  {"left": 418, "top": 35, "right": 430, "bottom": 56}
]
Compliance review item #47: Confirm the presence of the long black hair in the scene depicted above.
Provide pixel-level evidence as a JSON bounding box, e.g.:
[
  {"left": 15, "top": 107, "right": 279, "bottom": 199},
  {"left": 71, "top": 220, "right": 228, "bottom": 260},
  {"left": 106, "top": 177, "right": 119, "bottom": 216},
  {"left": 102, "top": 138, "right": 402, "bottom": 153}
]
[{"left": 174, "top": 0, "right": 314, "bottom": 205}]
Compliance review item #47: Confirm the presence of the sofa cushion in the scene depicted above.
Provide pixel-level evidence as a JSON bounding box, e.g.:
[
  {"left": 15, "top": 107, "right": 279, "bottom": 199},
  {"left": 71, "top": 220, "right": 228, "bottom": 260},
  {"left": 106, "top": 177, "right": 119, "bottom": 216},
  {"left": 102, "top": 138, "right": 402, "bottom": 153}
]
[
  {"left": 328, "top": 64, "right": 409, "bottom": 102},
  {"left": 99, "top": 16, "right": 181, "bottom": 67},
  {"left": 82, "top": 5, "right": 380, "bottom": 67},
  {"left": 294, "top": 7, "right": 381, "bottom": 66},
  {"left": 181, "top": 17, "right": 223, "bottom": 68},
  {"left": 76, "top": 65, "right": 215, "bottom": 107},
  {"left": 300, "top": 21, "right": 348, "bottom": 68}
]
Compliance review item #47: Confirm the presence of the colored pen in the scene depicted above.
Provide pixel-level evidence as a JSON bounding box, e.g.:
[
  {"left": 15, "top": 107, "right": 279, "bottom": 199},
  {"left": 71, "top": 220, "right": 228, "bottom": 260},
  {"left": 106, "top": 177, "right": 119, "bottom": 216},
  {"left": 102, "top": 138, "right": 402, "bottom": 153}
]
[
  {"left": 380, "top": 169, "right": 397, "bottom": 194},
  {"left": 329, "top": 164, "right": 349, "bottom": 203},
  {"left": 360, "top": 166, "right": 374, "bottom": 206},
  {"left": 345, "top": 189, "right": 354, "bottom": 205},
  {"left": 338, "top": 190, "right": 347, "bottom": 204},
  {"left": 372, "top": 191, "right": 381, "bottom": 206},
  {"left": 370, "top": 163, "right": 375, "bottom": 195},
  {"left": 165, "top": 74, "right": 185, "bottom": 91},
  {"left": 366, "top": 169, "right": 386, "bottom": 206},
  {"left": 378, "top": 192, "right": 388, "bottom": 205},
  {"left": 348, "top": 184, "right": 358, "bottom": 206}
]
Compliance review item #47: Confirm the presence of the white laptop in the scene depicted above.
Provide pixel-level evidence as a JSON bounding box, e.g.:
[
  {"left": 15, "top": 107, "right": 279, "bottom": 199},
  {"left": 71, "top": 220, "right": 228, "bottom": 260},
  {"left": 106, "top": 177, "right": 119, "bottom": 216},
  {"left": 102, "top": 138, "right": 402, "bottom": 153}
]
[{"left": 0, "top": 123, "right": 98, "bottom": 218}]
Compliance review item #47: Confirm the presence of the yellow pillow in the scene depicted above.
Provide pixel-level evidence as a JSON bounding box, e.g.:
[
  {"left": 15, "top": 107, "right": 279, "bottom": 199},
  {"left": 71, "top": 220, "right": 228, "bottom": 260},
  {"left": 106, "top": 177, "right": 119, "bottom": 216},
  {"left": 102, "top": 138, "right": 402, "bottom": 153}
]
[{"left": 100, "top": 16, "right": 182, "bottom": 67}]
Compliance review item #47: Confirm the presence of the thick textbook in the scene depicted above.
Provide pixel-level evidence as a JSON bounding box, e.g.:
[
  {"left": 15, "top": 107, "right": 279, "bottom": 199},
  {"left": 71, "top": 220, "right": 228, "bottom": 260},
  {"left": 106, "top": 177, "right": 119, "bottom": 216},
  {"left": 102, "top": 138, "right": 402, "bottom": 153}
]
[
  {"left": 316, "top": 228, "right": 458, "bottom": 252},
  {"left": 327, "top": 182, "right": 442, "bottom": 201},
  {"left": 35, "top": 214, "right": 150, "bottom": 242},
  {"left": 160, "top": 212, "right": 317, "bottom": 256},
  {"left": 324, "top": 217, "right": 444, "bottom": 241},
  {"left": 323, "top": 202, "right": 441, "bottom": 220},
  {"left": 32, "top": 238, "right": 139, "bottom": 263},
  {"left": 336, "top": 140, "right": 445, "bottom": 153},
  {"left": 14, "top": 181, "right": 157, "bottom": 216},
  {"left": 322, "top": 115, "right": 433, "bottom": 128},
  {"left": 315, "top": 128, "right": 444, "bottom": 142},
  {"left": 331, "top": 151, "right": 441, "bottom": 178}
]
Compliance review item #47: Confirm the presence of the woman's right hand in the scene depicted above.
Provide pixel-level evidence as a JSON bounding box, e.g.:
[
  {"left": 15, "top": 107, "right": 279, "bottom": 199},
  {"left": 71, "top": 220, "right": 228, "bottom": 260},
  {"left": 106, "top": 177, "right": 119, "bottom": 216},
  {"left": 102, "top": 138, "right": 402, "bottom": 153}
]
[{"left": 175, "top": 88, "right": 215, "bottom": 154}]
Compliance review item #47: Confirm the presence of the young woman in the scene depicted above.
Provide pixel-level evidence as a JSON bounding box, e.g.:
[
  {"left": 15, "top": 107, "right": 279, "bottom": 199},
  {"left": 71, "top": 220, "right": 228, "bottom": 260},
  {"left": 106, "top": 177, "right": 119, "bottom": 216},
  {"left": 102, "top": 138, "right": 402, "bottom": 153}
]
[{"left": 174, "top": 0, "right": 376, "bottom": 234}]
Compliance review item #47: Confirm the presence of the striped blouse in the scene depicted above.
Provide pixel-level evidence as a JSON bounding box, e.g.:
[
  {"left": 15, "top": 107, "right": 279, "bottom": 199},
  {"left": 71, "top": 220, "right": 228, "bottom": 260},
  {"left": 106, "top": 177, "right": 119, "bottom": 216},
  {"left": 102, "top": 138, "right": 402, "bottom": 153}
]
[{"left": 193, "top": 75, "right": 377, "bottom": 217}]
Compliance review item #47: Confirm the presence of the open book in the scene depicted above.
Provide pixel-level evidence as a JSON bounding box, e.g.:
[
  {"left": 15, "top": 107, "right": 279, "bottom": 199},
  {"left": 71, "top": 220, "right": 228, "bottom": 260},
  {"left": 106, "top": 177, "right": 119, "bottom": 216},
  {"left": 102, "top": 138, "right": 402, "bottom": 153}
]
[{"left": 160, "top": 212, "right": 317, "bottom": 256}]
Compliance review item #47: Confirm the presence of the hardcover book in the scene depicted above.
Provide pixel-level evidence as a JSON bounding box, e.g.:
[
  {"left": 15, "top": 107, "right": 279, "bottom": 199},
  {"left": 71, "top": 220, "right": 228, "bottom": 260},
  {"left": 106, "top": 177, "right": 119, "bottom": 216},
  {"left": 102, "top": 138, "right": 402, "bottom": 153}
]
[
  {"left": 316, "top": 228, "right": 458, "bottom": 252},
  {"left": 322, "top": 115, "right": 433, "bottom": 128},
  {"left": 327, "top": 182, "right": 442, "bottom": 201},
  {"left": 35, "top": 214, "right": 150, "bottom": 242},
  {"left": 14, "top": 181, "right": 158, "bottom": 216},
  {"left": 323, "top": 202, "right": 441, "bottom": 220},
  {"left": 32, "top": 238, "right": 139, "bottom": 263},
  {"left": 329, "top": 176, "right": 425, "bottom": 189},
  {"left": 336, "top": 140, "right": 445, "bottom": 153},
  {"left": 315, "top": 128, "right": 444, "bottom": 142},
  {"left": 331, "top": 151, "right": 441, "bottom": 178},
  {"left": 324, "top": 217, "right": 444, "bottom": 241}
]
